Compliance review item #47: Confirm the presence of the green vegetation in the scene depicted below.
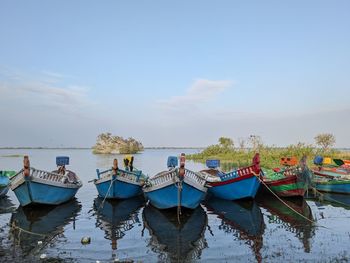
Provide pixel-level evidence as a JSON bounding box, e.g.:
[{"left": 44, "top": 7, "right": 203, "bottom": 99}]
[
  {"left": 187, "top": 134, "right": 350, "bottom": 170},
  {"left": 314, "top": 133, "right": 336, "bottom": 151},
  {"left": 0, "top": 154, "right": 24, "bottom": 158}
]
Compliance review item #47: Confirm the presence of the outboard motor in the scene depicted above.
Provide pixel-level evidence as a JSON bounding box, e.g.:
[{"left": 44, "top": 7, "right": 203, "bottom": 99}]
[
  {"left": 56, "top": 156, "right": 69, "bottom": 166},
  {"left": 206, "top": 159, "right": 220, "bottom": 169},
  {"left": 56, "top": 156, "right": 69, "bottom": 175},
  {"left": 167, "top": 156, "right": 178, "bottom": 169}
]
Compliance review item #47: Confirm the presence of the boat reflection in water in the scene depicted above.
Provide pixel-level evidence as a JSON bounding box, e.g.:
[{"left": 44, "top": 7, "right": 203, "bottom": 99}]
[
  {"left": 10, "top": 199, "right": 81, "bottom": 255},
  {"left": 307, "top": 191, "right": 350, "bottom": 209},
  {"left": 258, "top": 196, "right": 315, "bottom": 252},
  {"left": 204, "top": 198, "right": 265, "bottom": 263},
  {"left": 93, "top": 195, "right": 144, "bottom": 254},
  {"left": 143, "top": 205, "right": 208, "bottom": 262},
  {"left": 0, "top": 196, "right": 15, "bottom": 214}
]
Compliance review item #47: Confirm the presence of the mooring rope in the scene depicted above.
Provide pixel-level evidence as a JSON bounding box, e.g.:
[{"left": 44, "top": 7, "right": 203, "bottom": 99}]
[
  {"left": 11, "top": 222, "right": 46, "bottom": 237},
  {"left": 254, "top": 172, "right": 315, "bottom": 224},
  {"left": 98, "top": 175, "right": 118, "bottom": 210},
  {"left": 176, "top": 180, "right": 182, "bottom": 224}
]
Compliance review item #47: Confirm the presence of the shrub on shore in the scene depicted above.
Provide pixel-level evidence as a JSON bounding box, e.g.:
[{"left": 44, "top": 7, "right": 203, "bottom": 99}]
[{"left": 187, "top": 135, "right": 350, "bottom": 169}]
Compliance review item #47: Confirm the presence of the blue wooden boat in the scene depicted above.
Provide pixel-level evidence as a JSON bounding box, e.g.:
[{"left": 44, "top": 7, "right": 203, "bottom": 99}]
[
  {"left": 0, "top": 171, "right": 15, "bottom": 197},
  {"left": 312, "top": 176, "right": 350, "bottom": 194},
  {"left": 200, "top": 153, "right": 262, "bottom": 200},
  {"left": 10, "top": 156, "right": 82, "bottom": 206},
  {"left": 93, "top": 196, "right": 144, "bottom": 253},
  {"left": 143, "top": 154, "right": 208, "bottom": 209},
  {"left": 143, "top": 204, "right": 207, "bottom": 261},
  {"left": 94, "top": 156, "right": 147, "bottom": 199}
]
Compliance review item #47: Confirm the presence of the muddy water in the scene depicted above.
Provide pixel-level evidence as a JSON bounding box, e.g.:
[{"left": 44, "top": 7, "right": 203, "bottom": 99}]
[{"left": 0, "top": 149, "right": 350, "bottom": 262}]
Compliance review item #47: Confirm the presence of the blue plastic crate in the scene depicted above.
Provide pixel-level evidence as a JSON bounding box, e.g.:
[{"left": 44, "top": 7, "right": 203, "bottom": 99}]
[
  {"left": 56, "top": 156, "right": 69, "bottom": 166},
  {"left": 206, "top": 159, "right": 220, "bottom": 169}
]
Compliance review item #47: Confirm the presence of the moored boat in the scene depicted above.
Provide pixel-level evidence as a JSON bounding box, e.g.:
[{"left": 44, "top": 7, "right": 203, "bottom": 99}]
[
  {"left": 312, "top": 156, "right": 350, "bottom": 179},
  {"left": 143, "top": 154, "right": 208, "bottom": 209},
  {"left": 0, "top": 170, "right": 15, "bottom": 197},
  {"left": 199, "top": 153, "right": 262, "bottom": 201},
  {"left": 10, "top": 156, "right": 82, "bottom": 206},
  {"left": 94, "top": 156, "right": 147, "bottom": 199},
  {"left": 261, "top": 157, "right": 312, "bottom": 198},
  {"left": 312, "top": 176, "right": 350, "bottom": 194}
]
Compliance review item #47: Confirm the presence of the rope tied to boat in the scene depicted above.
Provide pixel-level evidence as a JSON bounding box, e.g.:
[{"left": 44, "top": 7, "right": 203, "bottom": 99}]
[
  {"left": 176, "top": 153, "right": 186, "bottom": 224},
  {"left": 254, "top": 171, "right": 315, "bottom": 224},
  {"left": 98, "top": 174, "right": 118, "bottom": 210},
  {"left": 11, "top": 221, "right": 47, "bottom": 237},
  {"left": 176, "top": 179, "right": 182, "bottom": 224}
]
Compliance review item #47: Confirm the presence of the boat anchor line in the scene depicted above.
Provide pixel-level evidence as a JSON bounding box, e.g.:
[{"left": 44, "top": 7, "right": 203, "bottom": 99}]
[
  {"left": 176, "top": 180, "right": 182, "bottom": 224},
  {"left": 11, "top": 221, "right": 47, "bottom": 237},
  {"left": 254, "top": 171, "right": 317, "bottom": 225},
  {"left": 98, "top": 176, "right": 118, "bottom": 210}
]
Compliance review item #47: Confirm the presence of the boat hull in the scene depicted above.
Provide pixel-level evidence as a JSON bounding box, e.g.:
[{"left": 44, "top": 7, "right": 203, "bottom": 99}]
[
  {"left": 314, "top": 179, "right": 350, "bottom": 194},
  {"left": 208, "top": 174, "right": 260, "bottom": 200},
  {"left": 263, "top": 175, "right": 306, "bottom": 197},
  {"left": 144, "top": 181, "right": 206, "bottom": 209},
  {"left": 13, "top": 178, "right": 80, "bottom": 206},
  {"left": 95, "top": 176, "right": 142, "bottom": 199}
]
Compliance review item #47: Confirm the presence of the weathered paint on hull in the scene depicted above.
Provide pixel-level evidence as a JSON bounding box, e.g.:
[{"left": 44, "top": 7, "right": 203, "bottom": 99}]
[
  {"left": 144, "top": 182, "right": 206, "bottom": 209},
  {"left": 95, "top": 178, "right": 142, "bottom": 199},
  {"left": 13, "top": 180, "right": 79, "bottom": 206},
  {"left": 264, "top": 176, "right": 306, "bottom": 197},
  {"left": 209, "top": 175, "right": 260, "bottom": 200}
]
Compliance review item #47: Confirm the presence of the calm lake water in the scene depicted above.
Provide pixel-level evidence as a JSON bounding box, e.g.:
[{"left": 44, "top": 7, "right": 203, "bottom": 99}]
[{"left": 1, "top": 149, "right": 350, "bottom": 262}]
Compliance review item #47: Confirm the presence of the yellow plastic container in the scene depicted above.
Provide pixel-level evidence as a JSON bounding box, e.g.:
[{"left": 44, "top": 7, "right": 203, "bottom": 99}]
[{"left": 323, "top": 157, "right": 332, "bottom": 165}]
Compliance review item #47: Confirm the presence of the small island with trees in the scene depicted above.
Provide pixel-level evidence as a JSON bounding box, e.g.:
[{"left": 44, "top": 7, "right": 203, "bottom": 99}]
[{"left": 92, "top": 133, "right": 144, "bottom": 154}]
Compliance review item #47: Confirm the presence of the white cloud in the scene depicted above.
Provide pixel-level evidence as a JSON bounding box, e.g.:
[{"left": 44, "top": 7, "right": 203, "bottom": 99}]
[
  {"left": 157, "top": 79, "right": 232, "bottom": 110},
  {"left": 0, "top": 69, "right": 93, "bottom": 111}
]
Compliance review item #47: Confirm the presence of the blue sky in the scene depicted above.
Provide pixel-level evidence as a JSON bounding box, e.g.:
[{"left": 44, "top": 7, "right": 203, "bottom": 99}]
[{"left": 0, "top": 1, "right": 349, "bottom": 147}]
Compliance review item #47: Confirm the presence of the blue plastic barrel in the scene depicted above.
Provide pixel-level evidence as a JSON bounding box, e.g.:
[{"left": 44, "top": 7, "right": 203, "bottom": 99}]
[{"left": 313, "top": 156, "right": 323, "bottom": 165}]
